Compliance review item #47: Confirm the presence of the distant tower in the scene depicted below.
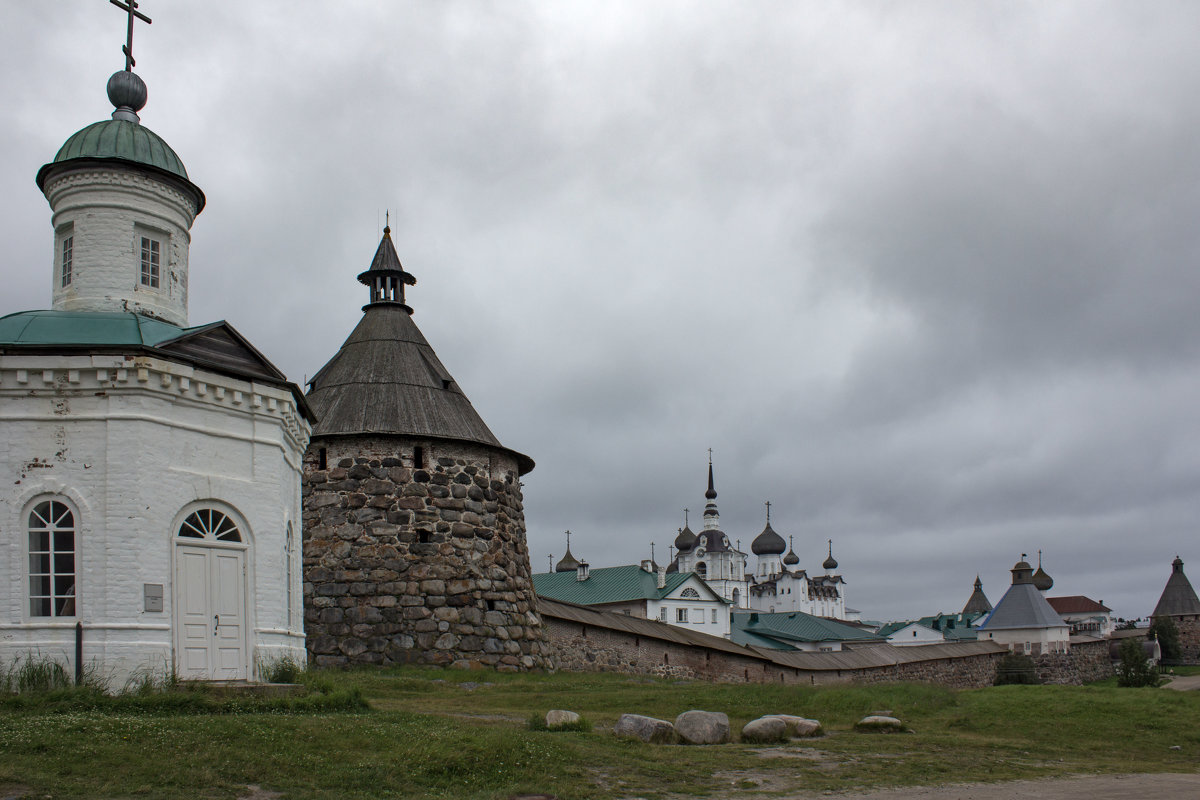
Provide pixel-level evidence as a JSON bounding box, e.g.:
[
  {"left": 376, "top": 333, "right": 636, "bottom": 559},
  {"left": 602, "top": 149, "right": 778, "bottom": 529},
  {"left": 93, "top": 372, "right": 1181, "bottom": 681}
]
[
  {"left": 962, "top": 575, "right": 993, "bottom": 615},
  {"left": 676, "top": 455, "right": 749, "bottom": 607},
  {"left": 555, "top": 531, "right": 581, "bottom": 573},
  {"left": 1151, "top": 556, "right": 1200, "bottom": 664},
  {"left": 301, "top": 227, "right": 552, "bottom": 671}
]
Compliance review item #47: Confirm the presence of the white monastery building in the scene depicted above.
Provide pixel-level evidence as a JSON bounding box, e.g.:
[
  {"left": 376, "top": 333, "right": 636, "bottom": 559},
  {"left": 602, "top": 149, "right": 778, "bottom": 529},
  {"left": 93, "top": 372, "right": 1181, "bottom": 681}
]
[{"left": 0, "top": 21, "right": 312, "bottom": 684}]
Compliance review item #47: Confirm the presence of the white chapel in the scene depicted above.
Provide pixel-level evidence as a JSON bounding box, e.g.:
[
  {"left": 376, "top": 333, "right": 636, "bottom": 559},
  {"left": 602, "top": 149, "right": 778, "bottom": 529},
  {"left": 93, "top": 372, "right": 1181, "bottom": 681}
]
[{"left": 0, "top": 12, "right": 312, "bottom": 684}]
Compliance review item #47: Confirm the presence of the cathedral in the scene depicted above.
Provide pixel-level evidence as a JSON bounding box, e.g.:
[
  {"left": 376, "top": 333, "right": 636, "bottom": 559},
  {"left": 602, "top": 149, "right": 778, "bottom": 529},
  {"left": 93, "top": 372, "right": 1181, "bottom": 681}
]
[{"left": 669, "top": 460, "right": 849, "bottom": 620}]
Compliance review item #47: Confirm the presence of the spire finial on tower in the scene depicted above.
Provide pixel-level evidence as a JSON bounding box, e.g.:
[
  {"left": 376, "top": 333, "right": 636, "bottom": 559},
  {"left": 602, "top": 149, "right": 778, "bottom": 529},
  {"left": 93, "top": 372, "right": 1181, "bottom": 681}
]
[
  {"left": 765, "top": 500, "right": 771, "bottom": 524},
  {"left": 358, "top": 224, "right": 417, "bottom": 312},
  {"left": 684, "top": 508, "right": 689, "bottom": 527}
]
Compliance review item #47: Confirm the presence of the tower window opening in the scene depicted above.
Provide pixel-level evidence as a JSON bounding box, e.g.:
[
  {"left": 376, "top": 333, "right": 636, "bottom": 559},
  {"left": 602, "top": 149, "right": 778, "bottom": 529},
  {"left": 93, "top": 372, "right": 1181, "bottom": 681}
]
[
  {"left": 418, "top": 530, "right": 431, "bottom": 544},
  {"left": 317, "top": 447, "right": 327, "bottom": 470},
  {"left": 140, "top": 236, "right": 161, "bottom": 287},
  {"left": 61, "top": 235, "right": 73, "bottom": 287},
  {"left": 413, "top": 446, "right": 424, "bottom": 469}
]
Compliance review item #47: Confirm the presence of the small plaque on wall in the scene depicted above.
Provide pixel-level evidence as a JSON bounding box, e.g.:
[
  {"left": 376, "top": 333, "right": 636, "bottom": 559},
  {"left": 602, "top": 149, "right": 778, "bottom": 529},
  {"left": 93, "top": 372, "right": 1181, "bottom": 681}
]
[{"left": 144, "top": 584, "right": 164, "bottom": 612}]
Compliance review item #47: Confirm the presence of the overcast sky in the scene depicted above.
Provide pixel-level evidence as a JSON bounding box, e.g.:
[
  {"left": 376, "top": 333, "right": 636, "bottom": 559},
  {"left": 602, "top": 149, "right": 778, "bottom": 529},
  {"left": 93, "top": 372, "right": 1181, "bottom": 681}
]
[{"left": 4, "top": 1, "right": 1198, "bottom": 622}]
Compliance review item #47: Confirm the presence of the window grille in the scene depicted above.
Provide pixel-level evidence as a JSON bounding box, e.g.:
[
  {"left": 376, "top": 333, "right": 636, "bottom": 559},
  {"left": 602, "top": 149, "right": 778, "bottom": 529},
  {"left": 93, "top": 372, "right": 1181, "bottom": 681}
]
[
  {"left": 140, "top": 236, "right": 161, "bottom": 287},
  {"left": 28, "top": 500, "right": 76, "bottom": 617},
  {"left": 61, "top": 236, "right": 73, "bottom": 287}
]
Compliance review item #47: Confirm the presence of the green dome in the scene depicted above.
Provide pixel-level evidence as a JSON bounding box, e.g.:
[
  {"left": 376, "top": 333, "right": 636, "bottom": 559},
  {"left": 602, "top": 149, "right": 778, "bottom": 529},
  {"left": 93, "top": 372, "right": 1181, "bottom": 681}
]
[{"left": 48, "top": 118, "right": 188, "bottom": 180}]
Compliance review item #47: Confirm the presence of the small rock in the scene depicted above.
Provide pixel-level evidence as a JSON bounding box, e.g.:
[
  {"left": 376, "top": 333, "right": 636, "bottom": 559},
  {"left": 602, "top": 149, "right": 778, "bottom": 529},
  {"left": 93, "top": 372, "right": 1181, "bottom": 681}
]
[
  {"left": 741, "top": 716, "right": 789, "bottom": 743},
  {"left": 545, "top": 710, "right": 580, "bottom": 729},
  {"left": 764, "top": 714, "right": 823, "bottom": 738},
  {"left": 675, "top": 710, "right": 731, "bottom": 745},
  {"left": 1170, "top": 745, "right": 1182, "bottom": 751},
  {"left": 613, "top": 713, "right": 678, "bottom": 744},
  {"left": 855, "top": 714, "right": 904, "bottom": 732}
]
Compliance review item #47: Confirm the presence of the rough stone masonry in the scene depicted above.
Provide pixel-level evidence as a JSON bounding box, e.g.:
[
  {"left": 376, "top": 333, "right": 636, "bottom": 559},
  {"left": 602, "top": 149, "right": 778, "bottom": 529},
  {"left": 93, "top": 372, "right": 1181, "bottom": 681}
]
[{"left": 302, "top": 437, "right": 555, "bottom": 671}]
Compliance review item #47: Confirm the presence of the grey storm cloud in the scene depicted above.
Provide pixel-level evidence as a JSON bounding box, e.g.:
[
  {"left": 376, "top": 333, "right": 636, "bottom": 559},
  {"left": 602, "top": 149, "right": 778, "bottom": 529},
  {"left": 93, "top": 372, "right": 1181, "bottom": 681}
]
[{"left": 3, "top": 1, "right": 1198, "bottom": 621}]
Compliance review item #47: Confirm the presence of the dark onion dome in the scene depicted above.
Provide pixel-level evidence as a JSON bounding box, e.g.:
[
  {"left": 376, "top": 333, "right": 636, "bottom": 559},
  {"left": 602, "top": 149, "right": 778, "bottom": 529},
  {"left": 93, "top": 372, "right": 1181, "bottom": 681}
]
[
  {"left": 1031, "top": 566, "right": 1054, "bottom": 591},
  {"left": 823, "top": 540, "right": 838, "bottom": 571},
  {"left": 751, "top": 521, "right": 786, "bottom": 556},
  {"left": 705, "top": 461, "right": 718, "bottom": 501},
  {"left": 1152, "top": 556, "right": 1200, "bottom": 617},
  {"left": 674, "top": 525, "right": 697, "bottom": 553},
  {"left": 555, "top": 547, "right": 581, "bottom": 573},
  {"left": 783, "top": 548, "right": 800, "bottom": 566}
]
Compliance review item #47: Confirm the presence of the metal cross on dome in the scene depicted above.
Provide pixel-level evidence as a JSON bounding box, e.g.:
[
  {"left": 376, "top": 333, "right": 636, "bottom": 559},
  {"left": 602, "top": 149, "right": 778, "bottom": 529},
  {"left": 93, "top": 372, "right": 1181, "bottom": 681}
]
[{"left": 110, "top": 0, "right": 152, "bottom": 71}]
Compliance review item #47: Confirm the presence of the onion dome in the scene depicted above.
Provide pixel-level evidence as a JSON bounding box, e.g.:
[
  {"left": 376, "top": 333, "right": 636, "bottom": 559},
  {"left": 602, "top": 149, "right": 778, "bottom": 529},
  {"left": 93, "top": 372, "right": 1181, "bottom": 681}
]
[
  {"left": 1010, "top": 556, "right": 1035, "bottom": 585},
  {"left": 555, "top": 547, "right": 581, "bottom": 573},
  {"left": 698, "top": 531, "right": 730, "bottom": 552},
  {"left": 1032, "top": 551, "right": 1053, "bottom": 591},
  {"left": 822, "top": 539, "right": 838, "bottom": 571},
  {"left": 752, "top": 522, "right": 786, "bottom": 556},
  {"left": 783, "top": 535, "right": 800, "bottom": 566},
  {"left": 674, "top": 525, "right": 697, "bottom": 553}
]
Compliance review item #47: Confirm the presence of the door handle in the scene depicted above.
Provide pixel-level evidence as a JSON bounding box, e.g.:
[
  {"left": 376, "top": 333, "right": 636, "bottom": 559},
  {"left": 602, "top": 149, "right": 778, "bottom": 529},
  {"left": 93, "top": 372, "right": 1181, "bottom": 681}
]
[{"left": 213, "top": 614, "right": 219, "bottom": 636}]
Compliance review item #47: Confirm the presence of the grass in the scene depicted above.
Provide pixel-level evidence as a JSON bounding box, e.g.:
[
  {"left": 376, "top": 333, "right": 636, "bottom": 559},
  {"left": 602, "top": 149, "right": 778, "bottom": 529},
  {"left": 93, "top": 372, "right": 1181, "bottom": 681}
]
[{"left": 0, "top": 666, "right": 1198, "bottom": 799}]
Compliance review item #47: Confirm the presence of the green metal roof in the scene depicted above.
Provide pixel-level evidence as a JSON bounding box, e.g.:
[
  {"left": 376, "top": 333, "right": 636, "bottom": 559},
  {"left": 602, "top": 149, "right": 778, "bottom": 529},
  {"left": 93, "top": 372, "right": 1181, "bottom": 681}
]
[
  {"left": 731, "top": 610, "right": 881, "bottom": 647},
  {"left": 533, "top": 565, "right": 724, "bottom": 606},
  {"left": 0, "top": 310, "right": 188, "bottom": 347},
  {"left": 50, "top": 119, "right": 188, "bottom": 180}
]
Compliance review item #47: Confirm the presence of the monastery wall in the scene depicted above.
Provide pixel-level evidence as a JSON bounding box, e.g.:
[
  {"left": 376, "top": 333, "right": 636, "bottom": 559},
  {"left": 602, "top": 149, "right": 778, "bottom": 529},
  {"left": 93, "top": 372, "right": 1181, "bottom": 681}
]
[
  {"left": 545, "top": 611, "right": 1113, "bottom": 688},
  {"left": 1032, "top": 638, "right": 1113, "bottom": 684},
  {"left": 302, "top": 436, "right": 554, "bottom": 671}
]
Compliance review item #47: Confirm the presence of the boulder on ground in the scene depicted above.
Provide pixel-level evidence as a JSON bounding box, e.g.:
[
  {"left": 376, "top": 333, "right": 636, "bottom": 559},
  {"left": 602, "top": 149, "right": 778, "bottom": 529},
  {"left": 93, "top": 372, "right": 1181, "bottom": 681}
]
[
  {"left": 741, "top": 716, "right": 789, "bottom": 743},
  {"left": 675, "top": 710, "right": 731, "bottom": 745},
  {"left": 855, "top": 714, "right": 904, "bottom": 732},
  {"left": 764, "top": 714, "right": 823, "bottom": 738},
  {"left": 613, "top": 713, "right": 677, "bottom": 744},
  {"left": 545, "top": 710, "right": 580, "bottom": 729}
]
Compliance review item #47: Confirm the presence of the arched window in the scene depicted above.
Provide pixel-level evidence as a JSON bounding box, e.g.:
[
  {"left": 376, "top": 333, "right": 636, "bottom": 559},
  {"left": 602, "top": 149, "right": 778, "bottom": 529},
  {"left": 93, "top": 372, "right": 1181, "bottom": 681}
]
[
  {"left": 28, "top": 499, "right": 76, "bottom": 617},
  {"left": 696, "top": 562, "right": 707, "bottom": 578},
  {"left": 732, "top": 588, "right": 740, "bottom": 606},
  {"left": 680, "top": 587, "right": 700, "bottom": 599},
  {"left": 178, "top": 509, "right": 242, "bottom": 542}
]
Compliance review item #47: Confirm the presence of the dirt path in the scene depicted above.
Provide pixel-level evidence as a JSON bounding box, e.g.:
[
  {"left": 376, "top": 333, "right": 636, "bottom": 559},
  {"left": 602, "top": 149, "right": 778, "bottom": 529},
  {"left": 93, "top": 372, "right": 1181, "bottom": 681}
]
[
  {"left": 706, "top": 773, "right": 1200, "bottom": 800},
  {"left": 1164, "top": 674, "right": 1200, "bottom": 691}
]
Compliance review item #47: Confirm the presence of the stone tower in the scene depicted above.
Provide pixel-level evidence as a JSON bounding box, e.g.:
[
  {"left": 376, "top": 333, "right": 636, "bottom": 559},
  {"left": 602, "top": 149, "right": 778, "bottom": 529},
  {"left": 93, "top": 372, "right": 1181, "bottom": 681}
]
[{"left": 301, "top": 227, "right": 553, "bottom": 670}]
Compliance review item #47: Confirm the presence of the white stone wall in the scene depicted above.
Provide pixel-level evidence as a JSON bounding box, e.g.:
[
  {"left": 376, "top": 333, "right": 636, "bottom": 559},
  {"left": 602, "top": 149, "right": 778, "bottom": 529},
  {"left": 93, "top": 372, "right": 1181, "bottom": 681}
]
[
  {"left": 980, "top": 625, "right": 1072, "bottom": 655},
  {"left": 43, "top": 167, "right": 199, "bottom": 326},
  {"left": 0, "top": 352, "right": 309, "bottom": 686}
]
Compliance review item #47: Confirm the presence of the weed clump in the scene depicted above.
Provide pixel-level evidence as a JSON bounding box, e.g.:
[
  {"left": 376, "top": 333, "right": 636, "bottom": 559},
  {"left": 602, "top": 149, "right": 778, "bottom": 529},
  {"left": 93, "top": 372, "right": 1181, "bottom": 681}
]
[{"left": 527, "top": 712, "right": 593, "bottom": 733}]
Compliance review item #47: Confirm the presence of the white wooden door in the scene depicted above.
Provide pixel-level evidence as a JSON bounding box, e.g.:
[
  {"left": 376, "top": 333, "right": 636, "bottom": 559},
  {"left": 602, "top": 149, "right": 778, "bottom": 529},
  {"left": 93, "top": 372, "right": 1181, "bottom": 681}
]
[{"left": 175, "top": 544, "right": 246, "bottom": 679}]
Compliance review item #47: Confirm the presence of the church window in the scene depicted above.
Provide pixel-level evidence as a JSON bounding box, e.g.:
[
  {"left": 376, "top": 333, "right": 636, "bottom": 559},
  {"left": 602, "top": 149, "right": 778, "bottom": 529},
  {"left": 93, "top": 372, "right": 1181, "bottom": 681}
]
[
  {"left": 28, "top": 500, "right": 76, "bottom": 617},
  {"left": 61, "top": 235, "right": 73, "bottom": 287},
  {"left": 680, "top": 587, "right": 700, "bottom": 599},
  {"left": 659, "top": 607, "right": 667, "bottom": 621},
  {"left": 140, "top": 236, "right": 161, "bottom": 287},
  {"left": 178, "top": 508, "right": 242, "bottom": 542},
  {"left": 696, "top": 562, "right": 707, "bottom": 578},
  {"left": 676, "top": 607, "right": 688, "bottom": 623},
  {"left": 711, "top": 608, "right": 717, "bottom": 623}
]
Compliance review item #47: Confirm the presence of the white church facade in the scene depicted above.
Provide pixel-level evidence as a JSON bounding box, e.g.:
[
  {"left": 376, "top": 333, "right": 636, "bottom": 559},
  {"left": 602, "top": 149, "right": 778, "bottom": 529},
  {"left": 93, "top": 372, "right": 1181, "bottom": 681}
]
[{"left": 0, "top": 34, "right": 312, "bottom": 684}]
